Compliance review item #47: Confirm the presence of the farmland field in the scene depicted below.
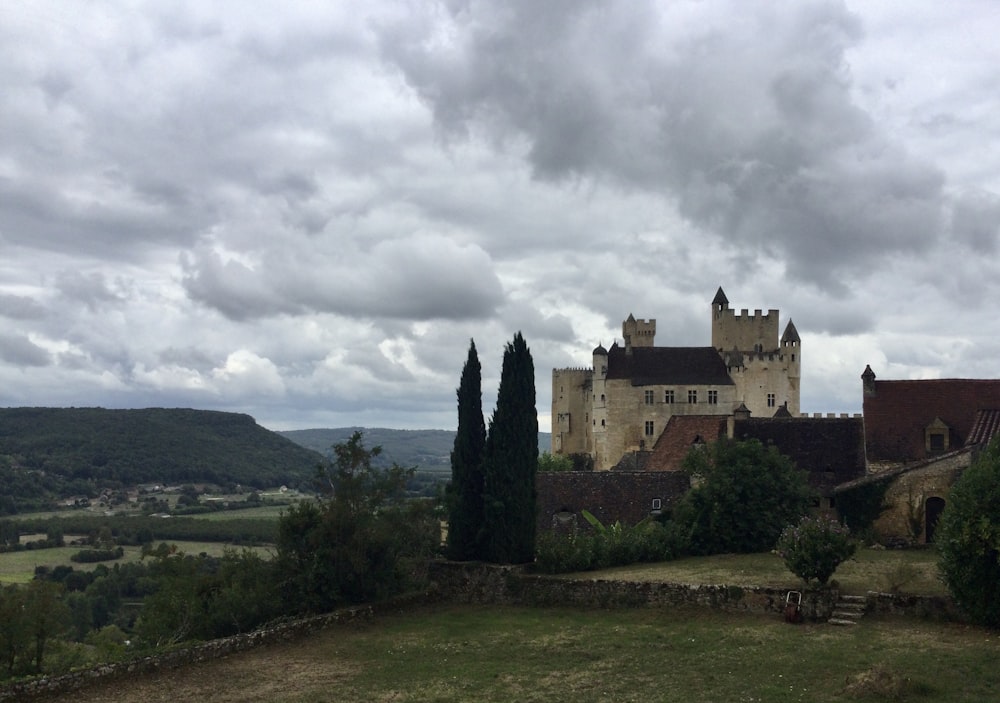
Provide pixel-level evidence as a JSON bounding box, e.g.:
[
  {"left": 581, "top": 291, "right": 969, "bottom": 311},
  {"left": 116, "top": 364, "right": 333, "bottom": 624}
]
[{"left": 0, "top": 541, "right": 271, "bottom": 584}]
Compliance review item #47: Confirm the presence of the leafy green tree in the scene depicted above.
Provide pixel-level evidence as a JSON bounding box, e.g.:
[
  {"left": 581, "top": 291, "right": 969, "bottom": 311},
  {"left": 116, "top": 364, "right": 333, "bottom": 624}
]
[
  {"left": 937, "top": 436, "right": 1000, "bottom": 626},
  {"left": 0, "top": 585, "right": 28, "bottom": 675},
  {"left": 22, "top": 580, "right": 70, "bottom": 672},
  {"left": 673, "top": 438, "right": 812, "bottom": 555},
  {"left": 538, "top": 451, "right": 573, "bottom": 472},
  {"left": 481, "top": 333, "right": 538, "bottom": 564},
  {"left": 447, "top": 340, "right": 487, "bottom": 561},
  {"left": 276, "top": 432, "right": 438, "bottom": 613}
]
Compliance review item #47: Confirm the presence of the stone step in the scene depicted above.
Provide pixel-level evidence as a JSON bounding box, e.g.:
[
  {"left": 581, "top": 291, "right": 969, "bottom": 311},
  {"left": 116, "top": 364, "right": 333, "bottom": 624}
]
[
  {"left": 829, "top": 595, "right": 867, "bottom": 625},
  {"left": 831, "top": 609, "right": 863, "bottom": 620},
  {"left": 839, "top": 595, "right": 867, "bottom": 604}
]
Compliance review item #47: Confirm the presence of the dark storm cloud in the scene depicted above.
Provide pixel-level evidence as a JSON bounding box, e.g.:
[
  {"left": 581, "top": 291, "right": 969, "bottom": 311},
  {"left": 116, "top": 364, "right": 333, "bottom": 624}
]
[
  {"left": 0, "top": 294, "right": 46, "bottom": 320},
  {"left": 0, "top": 333, "right": 50, "bottom": 367},
  {"left": 181, "top": 233, "right": 504, "bottom": 322},
  {"left": 378, "top": 0, "right": 947, "bottom": 290}
]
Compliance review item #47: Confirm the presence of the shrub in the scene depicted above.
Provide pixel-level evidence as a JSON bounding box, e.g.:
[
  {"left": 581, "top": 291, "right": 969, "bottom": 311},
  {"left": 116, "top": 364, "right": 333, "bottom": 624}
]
[
  {"left": 534, "top": 531, "right": 597, "bottom": 574},
  {"left": 776, "top": 515, "right": 856, "bottom": 585},
  {"left": 937, "top": 436, "right": 1000, "bottom": 627}
]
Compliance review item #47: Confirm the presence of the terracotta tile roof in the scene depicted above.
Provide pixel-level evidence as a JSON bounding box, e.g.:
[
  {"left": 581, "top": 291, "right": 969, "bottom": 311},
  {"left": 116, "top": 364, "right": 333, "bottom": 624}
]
[
  {"left": 644, "top": 415, "right": 728, "bottom": 471},
  {"left": 606, "top": 344, "right": 733, "bottom": 386},
  {"left": 967, "top": 408, "right": 1000, "bottom": 446},
  {"left": 864, "top": 379, "right": 1000, "bottom": 462},
  {"left": 733, "top": 417, "right": 866, "bottom": 494}
]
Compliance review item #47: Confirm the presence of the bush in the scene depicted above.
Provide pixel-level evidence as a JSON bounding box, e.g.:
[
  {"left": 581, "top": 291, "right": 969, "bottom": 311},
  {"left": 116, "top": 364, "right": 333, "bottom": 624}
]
[
  {"left": 533, "top": 514, "right": 684, "bottom": 574},
  {"left": 937, "top": 436, "right": 1000, "bottom": 627},
  {"left": 776, "top": 515, "right": 856, "bottom": 585},
  {"left": 70, "top": 547, "right": 124, "bottom": 563},
  {"left": 534, "top": 531, "right": 598, "bottom": 574}
]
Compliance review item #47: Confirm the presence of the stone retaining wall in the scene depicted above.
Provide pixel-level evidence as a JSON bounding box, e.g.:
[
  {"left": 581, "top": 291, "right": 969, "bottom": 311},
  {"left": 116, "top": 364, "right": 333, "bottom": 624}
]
[
  {"left": 0, "top": 591, "right": 433, "bottom": 702},
  {"left": 427, "top": 561, "right": 839, "bottom": 621},
  {"left": 865, "top": 591, "right": 962, "bottom": 620}
]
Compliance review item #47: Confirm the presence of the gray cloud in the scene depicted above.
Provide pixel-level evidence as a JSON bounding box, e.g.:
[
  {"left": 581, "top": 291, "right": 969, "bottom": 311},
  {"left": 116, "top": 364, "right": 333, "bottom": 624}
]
[
  {"left": 0, "top": 294, "right": 47, "bottom": 320},
  {"left": 378, "top": 0, "right": 947, "bottom": 290},
  {"left": 0, "top": 333, "right": 51, "bottom": 367},
  {"left": 1, "top": 2, "right": 999, "bottom": 431}
]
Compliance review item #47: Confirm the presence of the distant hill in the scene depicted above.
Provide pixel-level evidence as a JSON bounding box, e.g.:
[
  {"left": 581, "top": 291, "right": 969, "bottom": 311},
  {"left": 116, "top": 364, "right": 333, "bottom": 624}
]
[
  {"left": 0, "top": 408, "right": 324, "bottom": 512},
  {"left": 279, "top": 427, "right": 553, "bottom": 474}
]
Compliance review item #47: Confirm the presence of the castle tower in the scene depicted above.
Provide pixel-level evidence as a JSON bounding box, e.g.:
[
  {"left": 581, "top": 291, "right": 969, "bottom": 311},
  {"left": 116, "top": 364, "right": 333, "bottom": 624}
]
[
  {"left": 711, "top": 287, "right": 800, "bottom": 417},
  {"left": 622, "top": 314, "right": 655, "bottom": 351}
]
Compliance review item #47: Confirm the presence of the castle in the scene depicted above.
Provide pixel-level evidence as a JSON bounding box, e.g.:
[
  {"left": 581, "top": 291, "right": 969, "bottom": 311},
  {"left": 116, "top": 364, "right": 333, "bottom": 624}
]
[{"left": 552, "top": 287, "right": 801, "bottom": 470}]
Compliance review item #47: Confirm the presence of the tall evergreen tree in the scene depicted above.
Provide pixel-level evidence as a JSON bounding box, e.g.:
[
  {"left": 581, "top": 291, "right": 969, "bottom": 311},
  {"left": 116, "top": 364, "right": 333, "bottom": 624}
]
[
  {"left": 481, "top": 332, "right": 538, "bottom": 564},
  {"left": 446, "top": 340, "right": 487, "bottom": 561}
]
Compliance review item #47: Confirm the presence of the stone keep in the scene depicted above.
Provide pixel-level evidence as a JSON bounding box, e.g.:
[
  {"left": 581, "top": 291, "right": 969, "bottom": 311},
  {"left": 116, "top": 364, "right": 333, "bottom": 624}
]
[{"left": 552, "top": 287, "right": 801, "bottom": 470}]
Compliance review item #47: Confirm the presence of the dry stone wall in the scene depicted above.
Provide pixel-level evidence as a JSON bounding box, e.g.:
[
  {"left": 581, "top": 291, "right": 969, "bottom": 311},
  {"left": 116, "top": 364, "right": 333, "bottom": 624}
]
[{"left": 427, "top": 561, "right": 838, "bottom": 621}]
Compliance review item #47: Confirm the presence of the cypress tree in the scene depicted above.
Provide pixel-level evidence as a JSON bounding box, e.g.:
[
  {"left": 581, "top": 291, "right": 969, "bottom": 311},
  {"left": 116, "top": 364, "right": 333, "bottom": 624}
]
[
  {"left": 446, "top": 340, "right": 487, "bottom": 560},
  {"left": 481, "top": 332, "right": 538, "bottom": 564}
]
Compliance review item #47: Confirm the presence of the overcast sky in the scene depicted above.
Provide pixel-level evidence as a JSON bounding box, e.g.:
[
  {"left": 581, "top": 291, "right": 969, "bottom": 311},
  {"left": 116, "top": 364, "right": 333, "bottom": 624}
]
[{"left": 3, "top": 1, "right": 1000, "bottom": 433}]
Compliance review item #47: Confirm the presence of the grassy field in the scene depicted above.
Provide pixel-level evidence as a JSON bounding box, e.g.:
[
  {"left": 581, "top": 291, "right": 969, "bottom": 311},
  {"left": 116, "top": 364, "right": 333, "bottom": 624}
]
[
  {"left": 584, "top": 547, "right": 946, "bottom": 595},
  {"left": 42, "top": 604, "right": 1000, "bottom": 703},
  {"left": 0, "top": 541, "right": 272, "bottom": 584}
]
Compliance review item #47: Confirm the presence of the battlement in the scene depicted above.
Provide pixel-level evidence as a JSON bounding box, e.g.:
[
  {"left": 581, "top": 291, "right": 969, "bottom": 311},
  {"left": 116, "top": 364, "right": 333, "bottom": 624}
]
[{"left": 717, "top": 308, "right": 780, "bottom": 321}]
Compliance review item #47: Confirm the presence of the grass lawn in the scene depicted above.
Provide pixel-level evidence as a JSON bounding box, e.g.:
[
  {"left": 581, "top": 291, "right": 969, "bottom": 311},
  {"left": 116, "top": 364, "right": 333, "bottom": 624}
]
[
  {"left": 0, "top": 541, "right": 271, "bottom": 584},
  {"left": 582, "top": 547, "right": 946, "bottom": 595},
  {"left": 44, "top": 604, "right": 1000, "bottom": 703}
]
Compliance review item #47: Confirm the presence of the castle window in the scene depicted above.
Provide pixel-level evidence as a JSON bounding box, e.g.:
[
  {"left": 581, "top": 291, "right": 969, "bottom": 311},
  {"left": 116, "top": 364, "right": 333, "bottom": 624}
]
[
  {"left": 644, "top": 421, "right": 654, "bottom": 436},
  {"left": 929, "top": 433, "right": 945, "bottom": 452},
  {"left": 708, "top": 390, "right": 718, "bottom": 405},
  {"left": 644, "top": 390, "right": 654, "bottom": 405},
  {"left": 767, "top": 393, "right": 775, "bottom": 408},
  {"left": 664, "top": 389, "right": 674, "bottom": 404},
  {"left": 688, "top": 390, "right": 698, "bottom": 404},
  {"left": 651, "top": 498, "right": 662, "bottom": 512},
  {"left": 601, "top": 419, "right": 605, "bottom": 426},
  {"left": 601, "top": 394, "right": 605, "bottom": 402},
  {"left": 791, "top": 354, "right": 796, "bottom": 362}
]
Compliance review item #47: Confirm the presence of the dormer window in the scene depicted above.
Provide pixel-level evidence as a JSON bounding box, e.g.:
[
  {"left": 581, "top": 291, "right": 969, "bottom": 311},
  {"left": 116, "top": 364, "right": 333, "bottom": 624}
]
[{"left": 925, "top": 417, "right": 950, "bottom": 453}]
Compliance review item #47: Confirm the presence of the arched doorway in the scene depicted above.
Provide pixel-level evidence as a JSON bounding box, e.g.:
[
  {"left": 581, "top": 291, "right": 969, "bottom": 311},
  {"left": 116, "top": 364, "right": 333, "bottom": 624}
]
[{"left": 925, "top": 497, "right": 946, "bottom": 543}]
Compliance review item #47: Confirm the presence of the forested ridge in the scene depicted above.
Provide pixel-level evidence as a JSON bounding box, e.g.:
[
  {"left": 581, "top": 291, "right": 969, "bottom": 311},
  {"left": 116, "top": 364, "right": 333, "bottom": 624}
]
[{"left": 0, "top": 407, "right": 323, "bottom": 511}]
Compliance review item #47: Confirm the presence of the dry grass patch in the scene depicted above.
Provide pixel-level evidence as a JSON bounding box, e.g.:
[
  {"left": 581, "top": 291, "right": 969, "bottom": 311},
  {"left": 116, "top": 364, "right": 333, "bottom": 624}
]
[{"left": 578, "top": 548, "right": 945, "bottom": 595}]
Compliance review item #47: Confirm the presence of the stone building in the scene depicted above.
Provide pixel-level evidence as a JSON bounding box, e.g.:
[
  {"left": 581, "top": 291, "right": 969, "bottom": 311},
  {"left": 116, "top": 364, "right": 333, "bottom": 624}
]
[
  {"left": 552, "top": 287, "right": 800, "bottom": 470},
  {"left": 835, "top": 367, "right": 1000, "bottom": 543}
]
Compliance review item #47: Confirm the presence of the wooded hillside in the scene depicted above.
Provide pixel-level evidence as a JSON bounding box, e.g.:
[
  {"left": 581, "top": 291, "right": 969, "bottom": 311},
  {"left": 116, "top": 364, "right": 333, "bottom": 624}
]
[
  {"left": 279, "top": 427, "right": 553, "bottom": 473},
  {"left": 0, "top": 407, "right": 324, "bottom": 512}
]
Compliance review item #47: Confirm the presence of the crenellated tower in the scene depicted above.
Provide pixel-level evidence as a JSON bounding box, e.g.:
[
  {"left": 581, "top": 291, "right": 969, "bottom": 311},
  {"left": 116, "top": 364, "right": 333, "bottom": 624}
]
[{"left": 713, "top": 286, "right": 800, "bottom": 417}]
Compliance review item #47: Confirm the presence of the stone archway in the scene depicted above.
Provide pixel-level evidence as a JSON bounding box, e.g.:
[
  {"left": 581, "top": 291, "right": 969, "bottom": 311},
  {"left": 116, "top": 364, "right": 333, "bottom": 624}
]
[{"left": 925, "top": 496, "right": 946, "bottom": 543}]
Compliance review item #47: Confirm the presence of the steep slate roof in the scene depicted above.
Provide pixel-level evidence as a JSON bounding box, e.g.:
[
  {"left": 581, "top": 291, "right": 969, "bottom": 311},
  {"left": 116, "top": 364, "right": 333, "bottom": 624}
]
[
  {"left": 781, "top": 320, "right": 800, "bottom": 343},
  {"left": 645, "top": 415, "right": 727, "bottom": 471},
  {"left": 733, "top": 417, "right": 867, "bottom": 494},
  {"left": 967, "top": 408, "right": 1000, "bottom": 446},
  {"left": 712, "top": 287, "right": 729, "bottom": 306},
  {"left": 863, "top": 378, "right": 1000, "bottom": 462},
  {"left": 606, "top": 344, "right": 734, "bottom": 386}
]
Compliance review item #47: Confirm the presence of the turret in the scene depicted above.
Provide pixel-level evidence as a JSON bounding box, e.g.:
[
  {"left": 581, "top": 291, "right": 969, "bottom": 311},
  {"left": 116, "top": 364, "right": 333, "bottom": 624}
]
[
  {"left": 593, "top": 343, "right": 608, "bottom": 379},
  {"left": 862, "top": 365, "right": 877, "bottom": 398}
]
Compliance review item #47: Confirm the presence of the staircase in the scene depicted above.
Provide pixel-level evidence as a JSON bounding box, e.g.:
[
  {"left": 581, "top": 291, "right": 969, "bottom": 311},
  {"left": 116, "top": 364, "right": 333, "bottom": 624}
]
[{"left": 828, "top": 594, "right": 867, "bottom": 626}]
